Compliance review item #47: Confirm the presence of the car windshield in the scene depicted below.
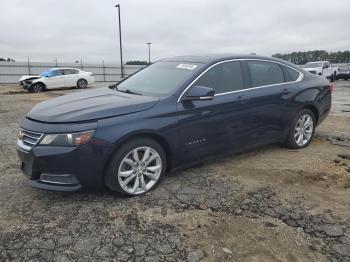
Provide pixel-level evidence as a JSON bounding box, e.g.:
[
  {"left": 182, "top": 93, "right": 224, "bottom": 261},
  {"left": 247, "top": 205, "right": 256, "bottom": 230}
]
[
  {"left": 304, "top": 62, "right": 322, "bottom": 68},
  {"left": 115, "top": 61, "right": 203, "bottom": 97},
  {"left": 40, "top": 69, "right": 54, "bottom": 77}
]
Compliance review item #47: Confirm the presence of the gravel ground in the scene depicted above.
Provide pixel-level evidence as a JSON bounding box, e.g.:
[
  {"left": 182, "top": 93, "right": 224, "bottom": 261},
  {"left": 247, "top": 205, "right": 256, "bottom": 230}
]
[{"left": 0, "top": 81, "right": 349, "bottom": 262}]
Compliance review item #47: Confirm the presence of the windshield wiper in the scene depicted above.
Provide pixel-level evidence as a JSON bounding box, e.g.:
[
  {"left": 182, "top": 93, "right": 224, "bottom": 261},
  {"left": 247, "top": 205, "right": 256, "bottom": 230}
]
[{"left": 117, "top": 89, "right": 142, "bottom": 96}]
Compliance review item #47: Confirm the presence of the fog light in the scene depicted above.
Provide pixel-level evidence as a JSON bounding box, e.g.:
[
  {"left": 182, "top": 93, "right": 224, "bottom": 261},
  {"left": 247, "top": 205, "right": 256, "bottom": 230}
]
[{"left": 40, "top": 173, "right": 79, "bottom": 185}]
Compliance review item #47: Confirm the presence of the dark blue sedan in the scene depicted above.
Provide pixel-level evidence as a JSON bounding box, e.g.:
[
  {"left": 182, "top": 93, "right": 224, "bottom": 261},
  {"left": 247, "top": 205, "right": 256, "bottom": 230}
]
[{"left": 16, "top": 54, "right": 332, "bottom": 195}]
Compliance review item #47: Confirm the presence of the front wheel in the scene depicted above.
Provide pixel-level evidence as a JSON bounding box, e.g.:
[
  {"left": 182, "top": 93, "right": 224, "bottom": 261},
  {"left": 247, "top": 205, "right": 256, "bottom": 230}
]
[
  {"left": 285, "top": 109, "right": 315, "bottom": 149},
  {"left": 30, "top": 83, "right": 45, "bottom": 93},
  {"left": 105, "top": 138, "right": 167, "bottom": 196}
]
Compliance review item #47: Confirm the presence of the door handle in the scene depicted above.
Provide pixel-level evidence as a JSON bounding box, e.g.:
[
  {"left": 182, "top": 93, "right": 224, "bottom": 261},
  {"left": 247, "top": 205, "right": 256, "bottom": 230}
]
[
  {"left": 282, "top": 88, "right": 290, "bottom": 95},
  {"left": 238, "top": 95, "right": 249, "bottom": 104}
]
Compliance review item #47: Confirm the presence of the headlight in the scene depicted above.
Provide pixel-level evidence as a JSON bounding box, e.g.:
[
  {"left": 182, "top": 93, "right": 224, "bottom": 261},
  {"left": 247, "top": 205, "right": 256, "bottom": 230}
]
[{"left": 39, "top": 130, "right": 94, "bottom": 146}]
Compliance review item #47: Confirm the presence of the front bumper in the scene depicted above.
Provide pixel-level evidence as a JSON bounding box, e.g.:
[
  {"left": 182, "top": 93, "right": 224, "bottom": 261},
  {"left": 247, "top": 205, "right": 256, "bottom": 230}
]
[
  {"left": 20, "top": 81, "right": 32, "bottom": 89},
  {"left": 16, "top": 138, "right": 115, "bottom": 191}
]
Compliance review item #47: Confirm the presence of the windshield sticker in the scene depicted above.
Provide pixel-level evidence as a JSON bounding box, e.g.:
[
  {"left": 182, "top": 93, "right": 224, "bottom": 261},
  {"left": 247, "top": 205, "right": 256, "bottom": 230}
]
[{"left": 176, "top": 64, "right": 198, "bottom": 70}]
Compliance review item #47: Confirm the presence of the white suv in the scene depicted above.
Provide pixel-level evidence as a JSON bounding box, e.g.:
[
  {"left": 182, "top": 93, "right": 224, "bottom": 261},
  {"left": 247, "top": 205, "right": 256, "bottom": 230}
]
[
  {"left": 19, "top": 68, "right": 95, "bottom": 92},
  {"left": 303, "top": 61, "right": 338, "bottom": 81}
]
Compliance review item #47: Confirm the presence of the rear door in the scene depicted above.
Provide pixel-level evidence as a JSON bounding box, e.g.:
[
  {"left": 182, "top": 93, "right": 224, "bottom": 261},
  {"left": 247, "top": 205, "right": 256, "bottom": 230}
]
[
  {"left": 63, "top": 69, "right": 79, "bottom": 86},
  {"left": 239, "top": 60, "right": 293, "bottom": 145}
]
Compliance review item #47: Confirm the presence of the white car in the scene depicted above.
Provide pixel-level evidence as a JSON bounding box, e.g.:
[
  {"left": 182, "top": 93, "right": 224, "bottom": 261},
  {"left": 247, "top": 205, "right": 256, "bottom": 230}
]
[
  {"left": 19, "top": 68, "right": 94, "bottom": 92},
  {"left": 303, "top": 61, "right": 338, "bottom": 81}
]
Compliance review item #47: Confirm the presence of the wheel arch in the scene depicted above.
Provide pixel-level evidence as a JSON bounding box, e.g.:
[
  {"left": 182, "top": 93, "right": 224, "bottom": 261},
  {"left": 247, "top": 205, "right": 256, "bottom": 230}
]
[
  {"left": 77, "top": 78, "right": 88, "bottom": 83},
  {"left": 302, "top": 104, "right": 319, "bottom": 124},
  {"left": 30, "top": 81, "right": 46, "bottom": 89},
  {"left": 104, "top": 131, "right": 174, "bottom": 175}
]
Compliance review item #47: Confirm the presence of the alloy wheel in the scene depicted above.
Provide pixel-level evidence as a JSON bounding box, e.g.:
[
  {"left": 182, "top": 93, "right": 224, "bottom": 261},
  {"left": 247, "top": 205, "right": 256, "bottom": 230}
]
[
  {"left": 117, "top": 146, "right": 162, "bottom": 195},
  {"left": 78, "top": 79, "right": 87, "bottom": 88},
  {"left": 33, "top": 84, "right": 42, "bottom": 93},
  {"left": 294, "top": 114, "right": 314, "bottom": 146}
]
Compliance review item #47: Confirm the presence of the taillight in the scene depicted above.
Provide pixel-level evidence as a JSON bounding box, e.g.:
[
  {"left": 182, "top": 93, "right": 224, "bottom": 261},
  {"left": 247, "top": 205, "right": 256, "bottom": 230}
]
[{"left": 329, "top": 82, "right": 334, "bottom": 95}]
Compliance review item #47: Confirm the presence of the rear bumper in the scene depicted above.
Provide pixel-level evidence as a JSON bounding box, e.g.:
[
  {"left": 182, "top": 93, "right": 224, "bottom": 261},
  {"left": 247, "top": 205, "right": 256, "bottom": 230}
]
[{"left": 16, "top": 138, "right": 115, "bottom": 191}]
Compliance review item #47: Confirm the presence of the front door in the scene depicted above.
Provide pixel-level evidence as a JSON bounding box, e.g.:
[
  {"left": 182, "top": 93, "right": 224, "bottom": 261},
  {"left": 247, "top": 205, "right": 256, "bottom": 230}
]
[
  {"left": 46, "top": 69, "right": 66, "bottom": 88},
  {"left": 176, "top": 61, "right": 251, "bottom": 165}
]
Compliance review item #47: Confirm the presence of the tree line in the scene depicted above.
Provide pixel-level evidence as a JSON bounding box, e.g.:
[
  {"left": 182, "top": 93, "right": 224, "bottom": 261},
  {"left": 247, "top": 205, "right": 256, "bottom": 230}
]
[
  {"left": 272, "top": 50, "right": 350, "bottom": 65},
  {"left": 125, "top": 60, "right": 149, "bottom": 65},
  {"left": 0, "top": 58, "right": 15, "bottom": 62}
]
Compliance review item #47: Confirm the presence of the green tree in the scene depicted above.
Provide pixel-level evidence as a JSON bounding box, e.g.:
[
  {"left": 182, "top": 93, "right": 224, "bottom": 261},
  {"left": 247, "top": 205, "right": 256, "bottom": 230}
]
[
  {"left": 272, "top": 50, "right": 350, "bottom": 64},
  {"left": 125, "top": 60, "right": 149, "bottom": 65}
]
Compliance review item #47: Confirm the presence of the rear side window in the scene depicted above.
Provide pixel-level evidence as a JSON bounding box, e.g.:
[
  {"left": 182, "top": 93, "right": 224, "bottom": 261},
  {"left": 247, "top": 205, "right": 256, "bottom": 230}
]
[
  {"left": 193, "top": 61, "right": 244, "bottom": 94},
  {"left": 281, "top": 66, "right": 300, "bottom": 82},
  {"left": 64, "top": 69, "right": 78, "bottom": 75},
  {"left": 247, "top": 61, "right": 284, "bottom": 87}
]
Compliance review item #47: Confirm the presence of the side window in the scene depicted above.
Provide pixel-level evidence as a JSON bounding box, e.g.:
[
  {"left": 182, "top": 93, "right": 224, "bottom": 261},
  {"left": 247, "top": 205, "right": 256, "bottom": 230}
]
[
  {"left": 55, "top": 69, "right": 65, "bottom": 76},
  {"left": 247, "top": 61, "right": 284, "bottom": 87},
  {"left": 64, "top": 69, "right": 78, "bottom": 75},
  {"left": 193, "top": 61, "right": 244, "bottom": 94},
  {"left": 281, "top": 65, "right": 300, "bottom": 82}
]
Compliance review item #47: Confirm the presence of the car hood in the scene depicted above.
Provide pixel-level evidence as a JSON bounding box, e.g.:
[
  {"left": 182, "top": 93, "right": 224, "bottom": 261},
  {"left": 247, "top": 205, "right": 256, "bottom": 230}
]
[
  {"left": 19, "top": 75, "right": 41, "bottom": 82},
  {"left": 27, "top": 87, "right": 159, "bottom": 123},
  {"left": 304, "top": 67, "right": 321, "bottom": 72}
]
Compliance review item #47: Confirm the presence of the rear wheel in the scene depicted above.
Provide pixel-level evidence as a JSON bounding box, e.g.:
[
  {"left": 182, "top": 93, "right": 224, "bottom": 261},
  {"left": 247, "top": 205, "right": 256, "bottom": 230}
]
[
  {"left": 77, "top": 79, "right": 88, "bottom": 88},
  {"left": 105, "top": 138, "right": 167, "bottom": 196},
  {"left": 31, "top": 83, "right": 45, "bottom": 93},
  {"left": 285, "top": 109, "right": 315, "bottom": 149}
]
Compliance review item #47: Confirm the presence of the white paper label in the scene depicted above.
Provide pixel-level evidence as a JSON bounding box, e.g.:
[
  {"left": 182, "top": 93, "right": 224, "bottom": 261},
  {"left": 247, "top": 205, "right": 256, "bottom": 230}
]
[{"left": 176, "top": 64, "right": 198, "bottom": 70}]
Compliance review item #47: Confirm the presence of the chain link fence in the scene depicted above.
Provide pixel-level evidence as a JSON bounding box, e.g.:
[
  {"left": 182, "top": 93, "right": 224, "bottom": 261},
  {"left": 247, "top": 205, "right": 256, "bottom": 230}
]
[{"left": 0, "top": 60, "right": 145, "bottom": 84}]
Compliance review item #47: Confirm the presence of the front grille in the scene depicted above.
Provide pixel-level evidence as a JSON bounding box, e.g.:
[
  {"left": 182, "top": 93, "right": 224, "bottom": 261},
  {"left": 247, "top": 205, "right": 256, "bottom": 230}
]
[{"left": 20, "top": 129, "right": 43, "bottom": 149}]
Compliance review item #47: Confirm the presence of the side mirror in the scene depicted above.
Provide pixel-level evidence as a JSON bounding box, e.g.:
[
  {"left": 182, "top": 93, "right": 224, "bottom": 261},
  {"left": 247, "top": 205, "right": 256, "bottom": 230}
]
[{"left": 183, "top": 86, "right": 215, "bottom": 101}]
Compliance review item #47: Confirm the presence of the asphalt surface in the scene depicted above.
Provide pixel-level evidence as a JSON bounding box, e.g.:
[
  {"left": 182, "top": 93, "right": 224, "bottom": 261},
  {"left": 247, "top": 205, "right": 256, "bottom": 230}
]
[{"left": 0, "top": 81, "right": 349, "bottom": 261}]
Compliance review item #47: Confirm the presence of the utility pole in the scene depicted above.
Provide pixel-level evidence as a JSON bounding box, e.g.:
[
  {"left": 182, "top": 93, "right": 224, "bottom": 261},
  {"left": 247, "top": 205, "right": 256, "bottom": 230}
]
[
  {"left": 146, "top": 43, "right": 152, "bottom": 64},
  {"left": 115, "top": 4, "right": 124, "bottom": 78}
]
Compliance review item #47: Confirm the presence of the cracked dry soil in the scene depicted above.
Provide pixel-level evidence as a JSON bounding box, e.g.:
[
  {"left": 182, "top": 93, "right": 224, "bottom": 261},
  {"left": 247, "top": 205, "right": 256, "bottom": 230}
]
[{"left": 0, "top": 82, "right": 350, "bottom": 261}]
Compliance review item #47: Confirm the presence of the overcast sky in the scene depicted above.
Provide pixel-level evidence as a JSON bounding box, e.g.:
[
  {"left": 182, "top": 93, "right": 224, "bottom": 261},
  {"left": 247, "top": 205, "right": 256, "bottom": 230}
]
[{"left": 0, "top": 0, "right": 349, "bottom": 63}]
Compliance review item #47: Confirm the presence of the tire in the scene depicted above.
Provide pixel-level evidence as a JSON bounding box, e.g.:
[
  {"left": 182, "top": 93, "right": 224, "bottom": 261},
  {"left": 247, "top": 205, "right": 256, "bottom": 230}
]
[
  {"left": 31, "top": 83, "right": 45, "bottom": 93},
  {"left": 77, "top": 79, "right": 88, "bottom": 88},
  {"left": 284, "top": 109, "right": 316, "bottom": 149},
  {"left": 105, "top": 137, "right": 167, "bottom": 196}
]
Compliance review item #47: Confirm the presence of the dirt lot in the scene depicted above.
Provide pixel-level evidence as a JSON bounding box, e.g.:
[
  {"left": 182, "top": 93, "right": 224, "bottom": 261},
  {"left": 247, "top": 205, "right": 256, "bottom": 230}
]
[{"left": 0, "top": 81, "right": 349, "bottom": 262}]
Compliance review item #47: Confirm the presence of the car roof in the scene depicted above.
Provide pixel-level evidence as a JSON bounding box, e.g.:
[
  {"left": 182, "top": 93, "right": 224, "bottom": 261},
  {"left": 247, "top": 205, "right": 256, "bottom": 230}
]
[
  {"left": 162, "top": 53, "right": 291, "bottom": 65},
  {"left": 161, "top": 54, "right": 301, "bottom": 71},
  {"left": 51, "top": 68, "right": 81, "bottom": 70}
]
